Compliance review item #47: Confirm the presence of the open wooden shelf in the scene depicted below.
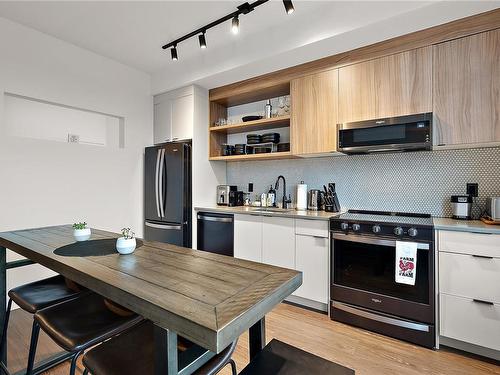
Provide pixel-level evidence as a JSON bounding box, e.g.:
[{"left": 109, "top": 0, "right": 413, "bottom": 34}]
[
  {"left": 209, "top": 151, "right": 294, "bottom": 162},
  {"left": 209, "top": 115, "right": 290, "bottom": 135}
]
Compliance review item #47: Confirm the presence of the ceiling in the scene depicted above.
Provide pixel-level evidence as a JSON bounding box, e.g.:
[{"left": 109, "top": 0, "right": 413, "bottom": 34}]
[
  {"left": 0, "top": 1, "right": 497, "bottom": 93},
  {"left": 0, "top": 1, "right": 433, "bottom": 74}
]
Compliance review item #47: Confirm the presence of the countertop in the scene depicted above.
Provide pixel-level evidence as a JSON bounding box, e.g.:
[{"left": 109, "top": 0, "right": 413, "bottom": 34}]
[
  {"left": 194, "top": 206, "right": 342, "bottom": 221},
  {"left": 433, "top": 217, "right": 500, "bottom": 235}
]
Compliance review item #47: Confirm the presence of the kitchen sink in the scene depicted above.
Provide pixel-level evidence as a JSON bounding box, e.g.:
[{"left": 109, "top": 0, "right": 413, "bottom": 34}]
[{"left": 250, "top": 207, "right": 294, "bottom": 213}]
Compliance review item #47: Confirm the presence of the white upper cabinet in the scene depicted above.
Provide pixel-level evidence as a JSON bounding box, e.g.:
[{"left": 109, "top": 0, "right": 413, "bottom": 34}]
[{"left": 154, "top": 86, "right": 195, "bottom": 144}]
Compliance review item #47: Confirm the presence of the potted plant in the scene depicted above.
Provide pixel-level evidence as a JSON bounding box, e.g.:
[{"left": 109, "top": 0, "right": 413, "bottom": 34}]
[
  {"left": 73, "top": 222, "right": 91, "bottom": 241},
  {"left": 116, "top": 228, "right": 136, "bottom": 255}
]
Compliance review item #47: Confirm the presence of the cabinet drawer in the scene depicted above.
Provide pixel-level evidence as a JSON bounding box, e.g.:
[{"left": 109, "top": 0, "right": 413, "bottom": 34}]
[
  {"left": 438, "top": 230, "right": 500, "bottom": 258},
  {"left": 440, "top": 252, "right": 500, "bottom": 303},
  {"left": 295, "top": 219, "right": 329, "bottom": 238},
  {"left": 440, "top": 293, "right": 500, "bottom": 351}
]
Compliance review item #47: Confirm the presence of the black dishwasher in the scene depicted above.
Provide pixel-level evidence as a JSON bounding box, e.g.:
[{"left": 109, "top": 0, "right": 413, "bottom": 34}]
[{"left": 197, "top": 212, "right": 234, "bottom": 257}]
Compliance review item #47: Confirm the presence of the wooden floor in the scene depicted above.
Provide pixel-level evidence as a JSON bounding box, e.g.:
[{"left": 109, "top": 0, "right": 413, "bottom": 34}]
[{"left": 6, "top": 303, "right": 500, "bottom": 375}]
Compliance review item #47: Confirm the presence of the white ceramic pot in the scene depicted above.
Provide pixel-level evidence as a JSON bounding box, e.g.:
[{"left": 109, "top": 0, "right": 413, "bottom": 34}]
[
  {"left": 73, "top": 228, "right": 91, "bottom": 242},
  {"left": 116, "top": 237, "right": 136, "bottom": 255}
]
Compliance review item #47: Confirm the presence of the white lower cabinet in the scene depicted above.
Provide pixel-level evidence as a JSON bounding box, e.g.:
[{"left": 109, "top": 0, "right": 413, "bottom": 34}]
[
  {"left": 234, "top": 214, "right": 262, "bottom": 262},
  {"left": 234, "top": 215, "right": 330, "bottom": 308},
  {"left": 294, "top": 234, "right": 329, "bottom": 304},
  {"left": 438, "top": 229, "right": 500, "bottom": 356},
  {"left": 262, "top": 217, "right": 295, "bottom": 269}
]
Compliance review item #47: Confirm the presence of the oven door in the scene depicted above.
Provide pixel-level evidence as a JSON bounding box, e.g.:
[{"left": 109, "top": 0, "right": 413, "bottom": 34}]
[{"left": 331, "top": 233, "right": 434, "bottom": 323}]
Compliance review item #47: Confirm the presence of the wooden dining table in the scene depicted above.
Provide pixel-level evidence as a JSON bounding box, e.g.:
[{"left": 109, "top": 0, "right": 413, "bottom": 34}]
[{"left": 0, "top": 225, "right": 302, "bottom": 375}]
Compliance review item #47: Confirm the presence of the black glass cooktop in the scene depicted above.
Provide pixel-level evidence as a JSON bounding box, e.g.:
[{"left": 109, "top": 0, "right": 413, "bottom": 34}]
[{"left": 333, "top": 209, "right": 433, "bottom": 227}]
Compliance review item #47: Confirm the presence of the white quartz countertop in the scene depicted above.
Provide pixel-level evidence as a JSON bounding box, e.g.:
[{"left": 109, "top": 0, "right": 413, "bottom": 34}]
[
  {"left": 194, "top": 206, "right": 342, "bottom": 221},
  {"left": 433, "top": 217, "right": 500, "bottom": 235}
]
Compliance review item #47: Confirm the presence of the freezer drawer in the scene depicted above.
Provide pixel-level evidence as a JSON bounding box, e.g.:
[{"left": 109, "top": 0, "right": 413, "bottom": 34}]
[
  {"left": 197, "top": 212, "right": 233, "bottom": 257},
  {"left": 144, "top": 221, "right": 185, "bottom": 247}
]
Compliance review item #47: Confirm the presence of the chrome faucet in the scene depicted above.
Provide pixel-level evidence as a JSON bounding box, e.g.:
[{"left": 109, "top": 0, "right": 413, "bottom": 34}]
[{"left": 274, "top": 175, "right": 287, "bottom": 208}]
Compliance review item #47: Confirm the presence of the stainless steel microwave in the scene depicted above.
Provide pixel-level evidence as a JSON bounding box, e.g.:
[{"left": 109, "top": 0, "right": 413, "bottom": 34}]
[{"left": 337, "top": 113, "right": 432, "bottom": 154}]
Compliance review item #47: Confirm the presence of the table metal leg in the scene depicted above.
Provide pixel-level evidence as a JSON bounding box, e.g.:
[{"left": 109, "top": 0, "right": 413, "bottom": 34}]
[
  {"left": 154, "top": 324, "right": 178, "bottom": 375},
  {"left": 249, "top": 317, "right": 266, "bottom": 360},
  {"left": 0, "top": 246, "right": 6, "bottom": 367}
]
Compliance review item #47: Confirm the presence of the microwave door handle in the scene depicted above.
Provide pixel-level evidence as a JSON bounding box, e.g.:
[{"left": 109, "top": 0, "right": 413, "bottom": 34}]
[
  {"left": 159, "top": 149, "right": 166, "bottom": 218},
  {"left": 332, "top": 233, "right": 429, "bottom": 250},
  {"left": 155, "top": 149, "right": 161, "bottom": 218}
]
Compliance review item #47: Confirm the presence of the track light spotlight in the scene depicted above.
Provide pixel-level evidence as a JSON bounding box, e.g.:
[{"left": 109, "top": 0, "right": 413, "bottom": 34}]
[
  {"left": 283, "top": 0, "right": 294, "bottom": 14},
  {"left": 231, "top": 16, "right": 240, "bottom": 34},
  {"left": 199, "top": 32, "right": 207, "bottom": 49},
  {"left": 171, "top": 46, "right": 178, "bottom": 61}
]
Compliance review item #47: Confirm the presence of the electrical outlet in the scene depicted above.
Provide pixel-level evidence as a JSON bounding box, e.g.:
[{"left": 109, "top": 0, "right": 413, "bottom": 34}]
[
  {"left": 466, "top": 183, "right": 478, "bottom": 197},
  {"left": 67, "top": 134, "right": 80, "bottom": 143}
]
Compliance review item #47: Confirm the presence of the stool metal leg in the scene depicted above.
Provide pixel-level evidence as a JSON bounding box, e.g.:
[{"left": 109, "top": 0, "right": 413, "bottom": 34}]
[
  {"left": 0, "top": 299, "right": 12, "bottom": 366},
  {"left": 26, "top": 321, "right": 40, "bottom": 375},
  {"left": 229, "top": 359, "right": 237, "bottom": 375},
  {"left": 69, "top": 350, "right": 83, "bottom": 375}
]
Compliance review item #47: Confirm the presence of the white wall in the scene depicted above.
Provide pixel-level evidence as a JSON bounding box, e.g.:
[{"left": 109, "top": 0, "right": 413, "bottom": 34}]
[{"left": 0, "top": 16, "right": 152, "bottom": 302}]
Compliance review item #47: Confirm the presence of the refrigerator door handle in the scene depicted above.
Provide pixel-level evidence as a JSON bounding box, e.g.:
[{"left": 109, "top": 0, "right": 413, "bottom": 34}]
[
  {"left": 145, "top": 222, "right": 182, "bottom": 230},
  {"left": 159, "top": 148, "right": 166, "bottom": 218},
  {"left": 154, "top": 149, "right": 161, "bottom": 218}
]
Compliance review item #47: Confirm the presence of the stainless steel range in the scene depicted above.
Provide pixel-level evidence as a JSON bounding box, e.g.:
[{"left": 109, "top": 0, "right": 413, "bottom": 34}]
[{"left": 330, "top": 210, "right": 435, "bottom": 348}]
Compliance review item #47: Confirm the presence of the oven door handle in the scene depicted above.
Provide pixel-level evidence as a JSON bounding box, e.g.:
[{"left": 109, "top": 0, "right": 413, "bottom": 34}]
[
  {"left": 332, "top": 302, "right": 430, "bottom": 332},
  {"left": 332, "top": 233, "right": 430, "bottom": 250}
]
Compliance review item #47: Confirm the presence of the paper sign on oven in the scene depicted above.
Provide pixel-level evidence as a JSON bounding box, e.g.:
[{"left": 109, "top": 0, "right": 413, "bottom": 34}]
[{"left": 395, "top": 241, "right": 418, "bottom": 285}]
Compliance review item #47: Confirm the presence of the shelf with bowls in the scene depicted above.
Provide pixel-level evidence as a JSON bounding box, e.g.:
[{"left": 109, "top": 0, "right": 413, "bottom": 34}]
[
  {"left": 209, "top": 151, "right": 294, "bottom": 161},
  {"left": 209, "top": 81, "right": 292, "bottom": 161},
  {"left": 209, "top": 115, "right": 290, "bottom": 135}
]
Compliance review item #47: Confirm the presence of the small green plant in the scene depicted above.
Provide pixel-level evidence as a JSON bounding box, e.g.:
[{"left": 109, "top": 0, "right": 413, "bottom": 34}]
[
  {"left": 72, "top": 222, "right": 87, "bottom": 230},
  {"left": 121, "top": 228, "right": 135, "bottom": 240}
]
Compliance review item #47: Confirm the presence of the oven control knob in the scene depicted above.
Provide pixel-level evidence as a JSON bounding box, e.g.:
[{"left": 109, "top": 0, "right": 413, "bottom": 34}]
[
  {"left": 352, "top": 224, "right": 361, "bottom": 231},
  {"left": 372, "top": 225, "right": 381, "bottom": 234},
  {"left": 340, "top": 222, "right": 349, "bottom": 231},
  {"left": 408, "top": 228, "right": 418, "bottom": 237},
  {"left": 393, "top": 226, "right": 404, "bottom": 236}
]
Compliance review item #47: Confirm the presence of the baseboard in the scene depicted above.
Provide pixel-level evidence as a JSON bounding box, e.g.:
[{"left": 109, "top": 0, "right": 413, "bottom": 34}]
[
  {"left": 440, "top": 336, "right": 500, "bottom": 362},
  {"left": 284, "top": 295, "right": 328, "bottom": 314}
]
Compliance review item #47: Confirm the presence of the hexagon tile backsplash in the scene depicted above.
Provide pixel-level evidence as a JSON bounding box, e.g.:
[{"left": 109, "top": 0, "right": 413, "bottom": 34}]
[{"left": 226, "top": 147, "right": 500, "bottom": 217}]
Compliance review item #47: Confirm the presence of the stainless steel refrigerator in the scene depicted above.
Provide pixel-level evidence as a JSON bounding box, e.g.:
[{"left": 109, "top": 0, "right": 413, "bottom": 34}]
[{"left": 144, "top": 141, "right": 191, "bottom": 247}]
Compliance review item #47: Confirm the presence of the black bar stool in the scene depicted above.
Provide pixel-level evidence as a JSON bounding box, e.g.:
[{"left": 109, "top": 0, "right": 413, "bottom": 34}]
[
  {"left": 29, "top": 292, "right": 143, "bottom": 375},
  {"left": 0, "top": 275, "right": 83, "bottom": 366},
  {"left": 82, "top": 320, "right": 238, "bottom": 375}
]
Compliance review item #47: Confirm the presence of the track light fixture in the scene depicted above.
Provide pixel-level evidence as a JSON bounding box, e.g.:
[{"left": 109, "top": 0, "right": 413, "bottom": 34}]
[
  {"left": 162, "top": 0, "right": 295, "bottom": 60},
  {"left": 231, "top": 16, "right": 240, "bottom": 35},
  {"left": 170, "top": 45, "right": 178, "bottom": 61},
  {"left": 283, "top": 0, "right": 294, "bottom": 14},
  {"left": 199, "top": 32, "right": 207, "bottom": 49}
]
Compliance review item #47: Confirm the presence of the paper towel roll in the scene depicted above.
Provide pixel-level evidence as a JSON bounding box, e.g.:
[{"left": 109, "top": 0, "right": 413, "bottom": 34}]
[{"left": 296, "top": 181, "right": 307, "bottom": 210}]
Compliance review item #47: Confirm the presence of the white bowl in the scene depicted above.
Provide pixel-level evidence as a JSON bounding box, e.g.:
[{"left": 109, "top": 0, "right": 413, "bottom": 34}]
[
  {"left": 116, "top": 237, "right": 136, "bottom": 255},
  {"left": 73, "top": 228, "right": 91, "bottom": 242}
]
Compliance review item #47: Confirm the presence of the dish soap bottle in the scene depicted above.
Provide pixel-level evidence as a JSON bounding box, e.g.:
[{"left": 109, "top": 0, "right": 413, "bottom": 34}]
[{"left": 267, "top": 185, "right": 276, "bottom": 207}]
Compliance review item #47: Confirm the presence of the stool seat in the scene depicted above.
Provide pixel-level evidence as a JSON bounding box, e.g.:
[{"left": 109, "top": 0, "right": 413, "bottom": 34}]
[
  {"left": 83, "top": 321, "right": 237, "bottom": 375},
  {"left": 8, "top": 275, "right": 81, "bottom": 314},
  {"left": 34, "top": 292, "right": 143, "bottom": 352}
]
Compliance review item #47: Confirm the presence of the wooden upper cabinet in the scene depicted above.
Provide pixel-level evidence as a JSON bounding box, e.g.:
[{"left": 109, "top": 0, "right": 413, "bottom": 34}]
[
  {"left": 338, "top": 47, "right": 432, "bottom": 123},
  {"left": 291, "top": 69, "right": 338, "bottom": 155},
  {"left": 433, "top": 29, "right": 500, "bottom": 148}
]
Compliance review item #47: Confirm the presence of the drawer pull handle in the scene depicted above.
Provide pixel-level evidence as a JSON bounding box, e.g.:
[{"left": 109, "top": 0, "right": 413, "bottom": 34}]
[
  {"left": 473, "top": 299, "right": 494, "bottom": 306},
  {"left": 472, "top": 255, "right": 494, "bottom": 259}
]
